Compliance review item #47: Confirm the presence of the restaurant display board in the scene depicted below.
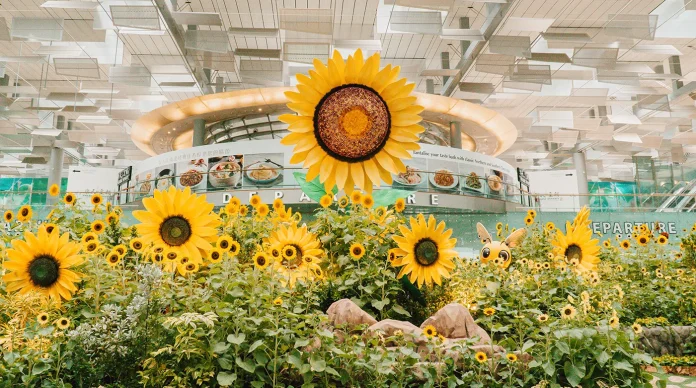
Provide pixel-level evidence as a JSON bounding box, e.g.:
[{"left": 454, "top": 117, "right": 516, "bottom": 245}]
[{"left": 124, "top": 140, "right": 520, "bottom": 208}]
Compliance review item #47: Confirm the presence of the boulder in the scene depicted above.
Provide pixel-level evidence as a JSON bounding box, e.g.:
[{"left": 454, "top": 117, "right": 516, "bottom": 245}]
[
  {"left": 326, "top": 299, "right": 377, "bottom": 329},
  {"left": 420, "top": 303, "right": 492, "bottom": 345},
  {"left": 638, "top": 326, "right": 696, "bottom": 356},
  {"left": 367, "top": 319, "right": 422, "bottom": 337}
]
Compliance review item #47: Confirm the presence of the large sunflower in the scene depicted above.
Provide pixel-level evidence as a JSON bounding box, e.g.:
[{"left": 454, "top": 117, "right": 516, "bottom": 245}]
[
  {"left": 279, "top": 49, "right": 424, "bottom": 193},
  {"left": 551, "top": 206, "right": 600, "bottom": 272},
  {"left": 133, "top": 186, "right": 220, "bottom": 262},
  {"left": 268, "top": 224, "right": 323, "bottom": 288},
  {"left": 2, "top": 228, "right": 83, "bottom": 302},
  {"left": 391, "top": 214, "right": 457, "bottom": 287}
]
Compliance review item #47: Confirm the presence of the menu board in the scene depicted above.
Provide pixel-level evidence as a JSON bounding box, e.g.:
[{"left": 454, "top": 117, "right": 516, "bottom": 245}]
[{"left": 130, "top": 140, "right": 519, "bottom": 201}]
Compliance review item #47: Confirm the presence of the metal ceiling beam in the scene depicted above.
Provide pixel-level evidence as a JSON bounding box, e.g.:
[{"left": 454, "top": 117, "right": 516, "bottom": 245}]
[
  {"left": 441, "top": 2, "right": 513, "bottom": 97},
  {"left": 152, "top": 0, "right": 214, "bottom": 95}
]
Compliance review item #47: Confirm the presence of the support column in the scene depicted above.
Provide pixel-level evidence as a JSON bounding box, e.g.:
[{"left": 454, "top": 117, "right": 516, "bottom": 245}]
[
  {"left": 46, "top": 147, "right": 63, "bottom": 204},
  {"left": 192, "top": 118, "right": 206, "bottom": 146},
  {"left": 573, "top": 151, "right": 589, "bottom": 207},
  {"left": 441, "top": 52, "right": 450, "bottom": 85},
  {"left": 449, "top": 121, "right": 462, "bottom": 149},
  {"left": 667, "top": 55, "right": 683, "bottom": 91},
  {"left": 426, "top": 79, "right": 435, "bottom": 94}
]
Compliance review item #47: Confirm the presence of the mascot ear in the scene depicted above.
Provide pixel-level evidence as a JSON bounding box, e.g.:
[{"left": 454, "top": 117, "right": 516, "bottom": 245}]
[
  {"left": 505, "top": 228, "right": 527, "bottom": 248},
  {"left": 476, "top": 223, "right": 492, "bottom": 244}
]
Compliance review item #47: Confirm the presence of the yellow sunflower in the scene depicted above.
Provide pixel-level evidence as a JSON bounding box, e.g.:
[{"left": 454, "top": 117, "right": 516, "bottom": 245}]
[
  {"left": 63, "top": 193, "right": 76, "bottom": 206},
  {"left": 239, "top": 205, "right": 249, "bottom": 217},
  {"left": 4, "top": 210, "right": 13, "bottom": 223},
  {"left": 338, "top": 196, "right": 350, "bottom": 208},
  {"left": 560, "top": 304, "right": 577, "bottom": 319},
  {"left": 527, "top": 209, "right": 537, "bottom": 218},
  {"left": 37, "top": 312, "right": 50, "bottom": 325},
  {"left": 256, "top": 203, "right": 270, "bottom": 218},
  {"left": 17, "top": 205, "right": 32, "bottom": 222},
  {"left": 41, "top": 223, "right": 58, "bottom": 235},
  {"left": 91, "top": 220, "right": 105, "bottom": 234},
  {"left": 391, "top": 214, "right": 457, "bottom": 287},
  {"left": 349, "top": 243, "right": 365, "bottom": 260},
  {"left": 351, "top": 191, "right": 363, "bottom": 205},
  {"left": 279, "top": 49, "right": 424, "bottom": 194},
  {"left": 657, "top": 235, "right": 668, "bottom": 245},
  {"left": 422, "top": 324, "right": 437, "bottom": 338},
  {"left": 83, "top": 241, "right": 99, "bottom": 254},
  {"left": 105, "top": 212, "right": 119, "bottom": 225},
  {"left": 113, "top": 244, "right": 127, "bottom": 256},
  {"left": 130, "top": 238, "right": 144, "bottom": 252},
  {"left": 249, "top": 194, "right": 262, "bottom": 208},
  {"left": 2, "top": 228, "right": 82, "bottom": 302},
  {"left": 636, "top": 235, "right": 649, "bottom": 246},
  {"left": 273, "top": 198, "right": 284, "bottom": 211},
  {"left": 319, "top": 194, "right": 332, "bottom": 208},
  {"left": 208, "top": 248, "right": 223, "bottom": 263},
  {"left": 106, "top": 251, "right": 121, "bottom": 266},
  {"left": 475, "top": 351, "right": 488, "bottom": 363},
  {"left": 81, "top": 232, "right": 98, "bottom": 244},
  {"left": 229, "top": 240, "right": 240, "bottom": 256},
  {"left": 394, "top": 198, "right": 405, "bottom": 213},
  {"left": 620, "top": 240, "right": 630, "bottom": 249},
  {"left": 91, "top": 193, "right": 103, "bottom": 207},
  {"left": 603, "top": 240, "right": 611, "bottom": 248},
  {"left": 48, "top": 184, "right": 60, "bottom": 197},
  {"left": 133, "top": 187, "right": 220, "bottom": 263},
  {"left": 268, "top": 224, "right": 324, "bottom": 288},
  {"left": 545, "top": 222, "right": 555, "bottom": 231},
  {"left": 217, "top": 236, "right": 233, "bottom": 251},
  {"left": 56, "top": 317, "right": 70, "bottom": 330},
  {"left": 506, "top": 353, "right": 518, "bottom": 363},
  {"left": 524, "top": 216, "right": 534, "bottom": 226},
  {"left": 362, "top": 194, "right": 374, "bottom": 208},
  {"left": 483, "top": 307, "right": 495, "bottom": 316},
  {"left": 273, "top": 297, "right": 283, "bottom": 306},
  {"left": 550, "top": 207, "right": 600, "bottom": 272},
  {"left": 253, "top": 252, "right": 270, "bottom": 270}
]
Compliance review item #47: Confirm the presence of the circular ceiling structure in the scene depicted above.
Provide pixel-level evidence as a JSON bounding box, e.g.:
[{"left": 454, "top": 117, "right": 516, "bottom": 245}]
[{"left": 131, "top": 87, "right": 518, "bottom": 157}]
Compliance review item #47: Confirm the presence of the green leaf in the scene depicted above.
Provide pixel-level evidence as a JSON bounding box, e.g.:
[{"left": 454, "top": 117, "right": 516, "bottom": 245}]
[
  {"left": 372, "top": 189, "right": 413, "bottom": 208},
  {"left": 217, "top": 372, "right": 237, "bottom": 386},
  {"left": 288, "top": 352, "right": 303, "bottom": 369},
  {"left": 310, "top": 355, "right": 326, "bottom": 372},
  {"left": 294, "top": 338, "right": 310, "bottom": 348},
  {"left": 596, "top": 351, "right": 610, "bottom": 366},
  {"left": 248, "top": 339, "right": 264, "bottom": 353},
  {"left": 227, "top": 333, "right": 246, "bottom": 345},
  {"left": 235, "top": 357, "right": 256, "bottom": 373},
  {"left": 31, "top": 361, "right": 50, "bottom": 376},
  {"left": 294, "top": 172, "right": 336, "bottom": 203},
  {"left": 563, "top": 362, "right": 585, "bottom": 387},
  {"left": 371, "top": 298, "right": 390, "bottom": 311},
  {"left": 613, "top": 360, "right": 634, "bottom": 372},
  {"left": 213, "top": 342, "right": 230, "bottom": 354},
  {"left": 555, "top": 341, "right": 570, "bottom": 355},
  {"left": 325, "top": 366, "right": 341, "bottom": 377},
  {"left": 391, "top": 304, "right": 411, "bottom": 317},
  {"left": 522, "top": 340, "right": 536, "bottom": 352},
  {"left": 218, "top": 357, "right": 234, "bottom": 370}
]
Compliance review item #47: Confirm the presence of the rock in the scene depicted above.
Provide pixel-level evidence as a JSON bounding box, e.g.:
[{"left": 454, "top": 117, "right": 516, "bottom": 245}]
[
  {"left": 367, "top": 319, "right": 422, "bottom": 337},
  {"left": 326, "top": 299, "right": 377, "bottom": 329},
  {"left": 366, "top": 319, "right": 426, "bottom": 346},
  {"left": 638, "top": 326, "right": 696, "bottom": 356},
  {"left": 420, "top": 303, "right": 493, "bottom": 345}
]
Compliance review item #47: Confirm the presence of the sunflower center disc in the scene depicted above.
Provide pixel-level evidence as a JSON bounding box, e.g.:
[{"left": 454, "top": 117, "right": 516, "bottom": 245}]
[
  {"left": 160, "top": 216, "right": 191, "bottom": 246},
  {"left": 341, "top": 108, "right": 371, "bottom": 137},
  {"left": 565, "top": 244, "right": 583, "bottom": 262},
  {"left": 415, "top": 238, "right": 439, "bottom": 266},
  {"left": 28, "top": 256, "right": 60, "bottom": 287},
  {"left": 314, "top": 84, "right": 391, "bottom": 162}
]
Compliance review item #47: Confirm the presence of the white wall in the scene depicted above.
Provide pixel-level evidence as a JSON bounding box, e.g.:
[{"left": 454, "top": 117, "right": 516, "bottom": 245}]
[
  {"left": 527, "top": 170, "right": 580, "bottom": 211},
  {"left": 67, "top": 167, "right": 121, "bottom": 207}
]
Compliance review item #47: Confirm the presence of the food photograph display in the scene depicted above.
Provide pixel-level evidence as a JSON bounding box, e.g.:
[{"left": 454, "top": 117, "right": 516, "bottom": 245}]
[
  {"left": 244, "top": 153, "right": 282, "bottom": 186},
  {"left": 177, "top": 158, "right": 207, "bottom": 190},
  {"left": 208, "top": 155, "right": 243, "bottom": 190}
]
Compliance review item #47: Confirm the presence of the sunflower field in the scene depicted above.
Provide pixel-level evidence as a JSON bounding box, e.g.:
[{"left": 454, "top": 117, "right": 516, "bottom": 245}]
[{"left": 1, "top": 184, "right": 696, "bottom": 387}]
